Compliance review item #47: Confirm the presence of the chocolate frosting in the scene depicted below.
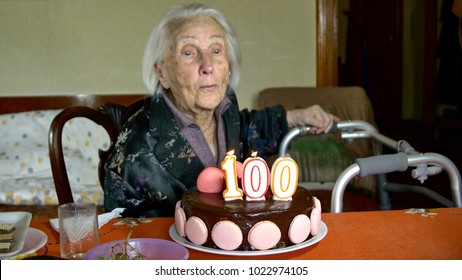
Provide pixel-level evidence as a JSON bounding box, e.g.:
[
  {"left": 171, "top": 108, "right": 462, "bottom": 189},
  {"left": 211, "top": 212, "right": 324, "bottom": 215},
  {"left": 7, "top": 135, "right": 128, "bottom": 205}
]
[{"left": 181, "top": 187, "right": 315, "bottom": 250}]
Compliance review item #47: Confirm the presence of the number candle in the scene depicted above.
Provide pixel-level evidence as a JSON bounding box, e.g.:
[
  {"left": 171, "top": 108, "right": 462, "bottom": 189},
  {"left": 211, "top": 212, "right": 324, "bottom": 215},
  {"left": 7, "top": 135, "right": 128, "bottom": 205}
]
[
  {"left": 242, "top": 151, "right": 270, "bottom": 201},
  {"left": 221, "top": 150, "right": 243, "bottom": 200},
  {"left": 271, "top": 156, "right": 299, "bottom": 201}
]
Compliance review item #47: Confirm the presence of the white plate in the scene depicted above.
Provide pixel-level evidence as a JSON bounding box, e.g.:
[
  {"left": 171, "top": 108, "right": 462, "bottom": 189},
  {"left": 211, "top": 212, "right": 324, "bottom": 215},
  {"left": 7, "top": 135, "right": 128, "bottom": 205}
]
[
  {"left": 0, "top": 211, "right": 32, "bottom": 259},
  {"left": 18, "top": 228, "right": 48, "bottom": 256},
  {"left": 169, "top": 221, "right": 327, "bottom": 256}
]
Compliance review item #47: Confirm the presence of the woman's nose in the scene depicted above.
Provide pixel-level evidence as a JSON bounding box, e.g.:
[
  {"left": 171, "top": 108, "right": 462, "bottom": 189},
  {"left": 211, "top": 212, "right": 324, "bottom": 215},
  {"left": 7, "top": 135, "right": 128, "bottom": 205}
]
[{"left": 199, "top": 52, "right": 213, "bottom": 74}]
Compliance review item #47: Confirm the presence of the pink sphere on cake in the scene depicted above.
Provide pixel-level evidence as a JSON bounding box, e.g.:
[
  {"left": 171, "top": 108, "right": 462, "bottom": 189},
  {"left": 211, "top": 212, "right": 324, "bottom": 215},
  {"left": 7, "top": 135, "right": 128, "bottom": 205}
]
[{"left": 196, "top": 167, "right": 225, "bottom": 193}]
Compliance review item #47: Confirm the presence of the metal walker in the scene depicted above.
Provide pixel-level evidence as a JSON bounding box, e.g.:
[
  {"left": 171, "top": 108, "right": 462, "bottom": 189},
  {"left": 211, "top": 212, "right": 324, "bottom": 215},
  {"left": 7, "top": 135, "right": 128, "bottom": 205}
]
[{"left": 279, "top": 120, "right": 462, "bottom": 213}]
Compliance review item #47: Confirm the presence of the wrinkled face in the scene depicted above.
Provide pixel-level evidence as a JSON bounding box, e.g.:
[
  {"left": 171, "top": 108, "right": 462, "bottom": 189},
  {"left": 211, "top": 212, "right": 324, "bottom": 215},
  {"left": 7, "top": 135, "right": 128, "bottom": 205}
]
[{"left": 156, "top": 17, "right": 230, "bottom": 115}]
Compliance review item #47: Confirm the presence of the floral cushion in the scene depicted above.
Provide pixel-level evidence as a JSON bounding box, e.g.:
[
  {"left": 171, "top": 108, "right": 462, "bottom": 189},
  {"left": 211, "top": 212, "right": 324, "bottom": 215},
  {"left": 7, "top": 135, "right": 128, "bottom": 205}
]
[{"left": 0, "top": 110, "right": 109, "bottom": 205}]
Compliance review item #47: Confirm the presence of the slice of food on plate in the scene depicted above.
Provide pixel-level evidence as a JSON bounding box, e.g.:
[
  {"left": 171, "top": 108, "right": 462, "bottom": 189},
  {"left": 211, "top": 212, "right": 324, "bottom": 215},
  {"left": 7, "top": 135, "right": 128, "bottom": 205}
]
[{"left": 0, "top": 223, "right": 16, "bottom": 234}]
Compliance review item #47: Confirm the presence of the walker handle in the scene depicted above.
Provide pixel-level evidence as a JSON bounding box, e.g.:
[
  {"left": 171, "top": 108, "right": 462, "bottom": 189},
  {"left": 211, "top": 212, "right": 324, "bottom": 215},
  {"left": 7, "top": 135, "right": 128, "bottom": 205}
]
[
  {"left": 328, "top": 121, "right": 339, "bottom": 133},
  {"left": 355, "top": 152, "right": 408, "bottom": 177}
]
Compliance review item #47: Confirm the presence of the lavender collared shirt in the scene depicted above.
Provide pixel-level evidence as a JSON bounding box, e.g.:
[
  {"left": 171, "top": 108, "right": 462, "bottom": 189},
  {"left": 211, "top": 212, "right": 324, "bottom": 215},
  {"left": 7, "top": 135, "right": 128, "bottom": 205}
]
[{"left": 162, "top": 92, "right": 231, "bottom": 168}]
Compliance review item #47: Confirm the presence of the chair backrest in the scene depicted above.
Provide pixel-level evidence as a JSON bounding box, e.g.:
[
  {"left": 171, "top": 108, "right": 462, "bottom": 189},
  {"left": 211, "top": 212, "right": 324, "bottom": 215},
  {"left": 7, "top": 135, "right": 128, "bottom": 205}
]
[{"left": 48, "top": 96, "right": 146, "bottom": 205}]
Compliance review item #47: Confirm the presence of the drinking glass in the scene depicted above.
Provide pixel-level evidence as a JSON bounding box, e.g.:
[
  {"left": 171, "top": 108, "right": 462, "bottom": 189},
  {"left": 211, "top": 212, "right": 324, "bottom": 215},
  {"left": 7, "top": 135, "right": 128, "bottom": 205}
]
[{"left": 58, "top": 203, "right": 99, "bottom": 260}]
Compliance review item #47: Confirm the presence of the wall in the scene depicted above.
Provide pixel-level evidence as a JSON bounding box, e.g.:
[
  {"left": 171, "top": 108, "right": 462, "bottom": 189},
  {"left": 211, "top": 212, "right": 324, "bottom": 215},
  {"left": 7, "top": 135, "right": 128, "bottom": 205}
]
[{"left": 0, "top": 0, "right": 316, "bottom": 110}]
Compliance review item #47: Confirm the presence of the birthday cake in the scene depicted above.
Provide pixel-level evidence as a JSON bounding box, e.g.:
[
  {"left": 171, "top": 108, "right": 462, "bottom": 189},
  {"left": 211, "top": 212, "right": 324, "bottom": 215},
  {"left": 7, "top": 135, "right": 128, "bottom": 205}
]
[{"left": 174, "top": 152, "right": 322, "bottom": 251}]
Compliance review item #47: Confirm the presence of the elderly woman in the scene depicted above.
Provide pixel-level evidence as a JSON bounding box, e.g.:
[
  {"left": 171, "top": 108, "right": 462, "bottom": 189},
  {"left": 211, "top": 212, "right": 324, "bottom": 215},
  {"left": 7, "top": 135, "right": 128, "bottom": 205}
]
[{"left": 104, "top": 3, "right": 338, "bottom": 217}]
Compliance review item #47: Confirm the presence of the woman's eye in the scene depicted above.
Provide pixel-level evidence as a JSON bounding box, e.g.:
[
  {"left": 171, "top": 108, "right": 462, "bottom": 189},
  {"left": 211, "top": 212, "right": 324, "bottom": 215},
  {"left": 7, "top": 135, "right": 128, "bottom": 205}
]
[
  {"left": 212, "top": 49, "right": 222, "bottom": 55},
  {"left": 182, "top": 47, "right": 196, "bottom": 57}
]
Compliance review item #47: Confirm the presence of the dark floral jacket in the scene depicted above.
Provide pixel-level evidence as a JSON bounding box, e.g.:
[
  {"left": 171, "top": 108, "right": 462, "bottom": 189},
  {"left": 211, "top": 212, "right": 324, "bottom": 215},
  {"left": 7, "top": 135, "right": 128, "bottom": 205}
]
[{"left": 103, "top": 89, "right": 288, "bottom": 217}]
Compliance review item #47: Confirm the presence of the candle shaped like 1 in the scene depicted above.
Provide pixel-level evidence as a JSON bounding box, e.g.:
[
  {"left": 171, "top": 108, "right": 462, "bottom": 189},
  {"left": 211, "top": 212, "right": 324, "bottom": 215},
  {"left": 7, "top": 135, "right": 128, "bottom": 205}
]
[
  {"left": 221, "top": 150, "right": 243, "bottom": 200},
  {"left": 271, "top": 155, "right": 299, "bottom": 201},
  {"left": 242, "top": 151, "right": 270, "bottom": 201}
]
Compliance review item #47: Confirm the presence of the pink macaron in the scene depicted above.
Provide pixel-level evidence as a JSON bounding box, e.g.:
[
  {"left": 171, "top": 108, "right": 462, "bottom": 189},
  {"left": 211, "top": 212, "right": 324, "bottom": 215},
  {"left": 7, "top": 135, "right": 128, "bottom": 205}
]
[{"left": 197, "top": 167, "right": 225, "bottom": 193}]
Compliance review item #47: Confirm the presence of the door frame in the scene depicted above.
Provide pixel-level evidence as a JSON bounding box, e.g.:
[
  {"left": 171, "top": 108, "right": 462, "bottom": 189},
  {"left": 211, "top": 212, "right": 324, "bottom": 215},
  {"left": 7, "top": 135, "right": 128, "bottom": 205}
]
[
  {"left": 316, "top": 0, "right": 338, "bottom": 86},
  {"left": 316, "top": 0, "right": 437, "bottom": 128}
]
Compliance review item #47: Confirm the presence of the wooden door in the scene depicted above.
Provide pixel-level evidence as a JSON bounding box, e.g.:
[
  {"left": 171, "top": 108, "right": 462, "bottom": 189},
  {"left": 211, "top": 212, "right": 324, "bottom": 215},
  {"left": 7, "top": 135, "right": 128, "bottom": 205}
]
[{"left": 340, "top": 0, "right": 403, "bottom": 137}]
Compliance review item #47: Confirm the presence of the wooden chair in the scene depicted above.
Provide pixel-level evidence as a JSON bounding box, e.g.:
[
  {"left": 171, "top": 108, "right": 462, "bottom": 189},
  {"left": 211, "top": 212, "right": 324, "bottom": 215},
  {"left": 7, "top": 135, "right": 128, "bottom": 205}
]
[{"left": 48, "top": 95, "right": 146, "bottom": 205}]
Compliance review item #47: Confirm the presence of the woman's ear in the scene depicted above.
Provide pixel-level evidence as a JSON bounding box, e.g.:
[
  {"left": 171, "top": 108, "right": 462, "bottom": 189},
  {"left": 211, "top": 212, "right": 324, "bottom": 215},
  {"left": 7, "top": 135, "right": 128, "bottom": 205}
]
[{"left": 155, "top": 64, "right": 170, "bottom": 89}]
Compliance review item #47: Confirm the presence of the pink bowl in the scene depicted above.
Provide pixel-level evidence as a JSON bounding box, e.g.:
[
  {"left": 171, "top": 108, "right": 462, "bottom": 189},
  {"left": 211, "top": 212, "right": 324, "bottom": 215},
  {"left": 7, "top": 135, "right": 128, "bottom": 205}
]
[{"left": 84, "top": 238, "right": 189, "bottom": 260}]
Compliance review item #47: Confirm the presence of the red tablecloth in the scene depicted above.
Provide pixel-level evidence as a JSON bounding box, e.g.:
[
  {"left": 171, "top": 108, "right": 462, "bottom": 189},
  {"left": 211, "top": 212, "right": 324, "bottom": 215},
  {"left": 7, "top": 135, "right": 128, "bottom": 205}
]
[{"left": 29, "top": 208, "right": 462, "bottom": 260}]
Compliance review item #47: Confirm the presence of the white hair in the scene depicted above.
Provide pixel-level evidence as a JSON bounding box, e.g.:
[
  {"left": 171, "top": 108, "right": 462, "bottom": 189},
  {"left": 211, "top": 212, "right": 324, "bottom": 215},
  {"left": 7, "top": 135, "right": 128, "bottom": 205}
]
[{"left": 142, "top": 3, "right": 241, "bottom": 96}]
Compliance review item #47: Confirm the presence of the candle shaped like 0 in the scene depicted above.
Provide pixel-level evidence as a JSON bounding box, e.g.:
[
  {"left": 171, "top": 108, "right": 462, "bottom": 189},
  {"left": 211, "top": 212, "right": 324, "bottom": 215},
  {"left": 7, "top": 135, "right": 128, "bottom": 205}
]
[
  {"left": 221, "top": 150, "right": 243, "bottom": 200},
  {"left": 271, "top": 156, "right": 299, "bottom": 201},
  {"left": 242, "top": 151, "right": 270, "bottom": 201}
]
